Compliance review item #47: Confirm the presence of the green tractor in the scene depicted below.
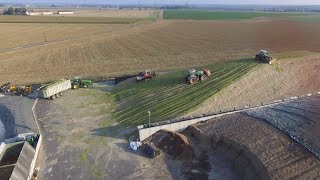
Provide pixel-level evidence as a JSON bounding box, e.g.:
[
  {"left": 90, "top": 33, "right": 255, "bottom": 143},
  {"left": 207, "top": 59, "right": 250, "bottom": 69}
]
[
  {"left": 185, "top": 68, "right": 212, "bottom": 84},
  {"left": 72, "top": 77, "right": 93, "bottom": 89}
]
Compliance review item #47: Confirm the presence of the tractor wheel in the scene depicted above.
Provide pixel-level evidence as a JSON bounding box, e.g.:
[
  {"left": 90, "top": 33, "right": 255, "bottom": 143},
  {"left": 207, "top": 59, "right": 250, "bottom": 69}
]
[
  {"left": 73, "top": 84, "right": 79, "bottom": 90},
  {"left": 83, "top": 84, "right": 88, "bottom": 88},
  {"left": 189, "top": 77, "right": 197, "bottom": 84},
  {"left": 200, "top": 75, "right": 206, "bottom": 81}
]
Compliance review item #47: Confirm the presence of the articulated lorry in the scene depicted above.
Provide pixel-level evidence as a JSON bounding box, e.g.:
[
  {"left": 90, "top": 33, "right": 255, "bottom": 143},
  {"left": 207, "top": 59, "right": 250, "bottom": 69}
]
[{"left": 37, "top": 79, "right": 71, "bottom": 100}]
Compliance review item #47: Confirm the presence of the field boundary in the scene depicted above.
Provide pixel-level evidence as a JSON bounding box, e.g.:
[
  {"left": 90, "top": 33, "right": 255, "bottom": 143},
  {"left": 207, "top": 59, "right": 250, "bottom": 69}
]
[{"left": 138, "top": 91, "right": 320, "bottom": 141}]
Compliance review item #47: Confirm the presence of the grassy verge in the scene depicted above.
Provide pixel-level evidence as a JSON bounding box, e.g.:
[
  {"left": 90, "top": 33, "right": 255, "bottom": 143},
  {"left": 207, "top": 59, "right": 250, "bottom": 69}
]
[
  {"left": 0, "top": 15, "right": 145, "bottom": 24},
  {"left": 111, "top": 58, "right": 259, "bottom": 126},
  {"left": 163, "top": 9, "right": 313, "bottom": 20}
]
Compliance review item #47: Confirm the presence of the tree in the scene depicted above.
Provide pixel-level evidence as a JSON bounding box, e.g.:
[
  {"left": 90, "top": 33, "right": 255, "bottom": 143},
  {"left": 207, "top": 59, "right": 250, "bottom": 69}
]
[{"left": 4, "top": 7, "right": 14, "bottom": 15}]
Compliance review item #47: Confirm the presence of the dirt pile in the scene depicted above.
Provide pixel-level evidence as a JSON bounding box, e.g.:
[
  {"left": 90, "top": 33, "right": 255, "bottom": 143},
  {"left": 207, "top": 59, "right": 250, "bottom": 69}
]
[{"left": 145, "top": 130, "right": 193, "bottom": 160}]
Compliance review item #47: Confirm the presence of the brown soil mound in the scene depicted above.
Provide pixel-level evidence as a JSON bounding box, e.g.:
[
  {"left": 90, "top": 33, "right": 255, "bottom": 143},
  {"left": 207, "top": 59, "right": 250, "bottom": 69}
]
[{"left": 145, "top": 129, "right": 193, "bottom": 160}]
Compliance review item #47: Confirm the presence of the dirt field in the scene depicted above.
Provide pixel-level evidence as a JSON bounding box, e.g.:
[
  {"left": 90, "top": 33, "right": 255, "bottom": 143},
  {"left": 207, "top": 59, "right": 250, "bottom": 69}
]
[
  {"left": 189, "top": 54, "right": 320, "bottom": 115},
  {"left": 34, "top": 84, "right": 175, "bottom": 179},
  {"left": 0, "top": 23, "right": 125, "bottom": 49},
  {"left": 1, "top": 19, "right": 320, "bottom": 85},
  {"left": 66, "top": 9, "right": 159, "bottom": 18},
  {"left": 196, "top": 113, "right": 320, "bottom": 179}
]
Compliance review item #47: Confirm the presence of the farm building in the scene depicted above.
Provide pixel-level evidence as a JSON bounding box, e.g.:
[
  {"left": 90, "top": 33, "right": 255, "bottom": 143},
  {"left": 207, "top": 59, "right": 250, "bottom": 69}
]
[
  {"left": 26, "top": 10, "right": 53, "bottom": 16},
  {"left": 58, "top": 11, "right": 74, "bottom": 15}
]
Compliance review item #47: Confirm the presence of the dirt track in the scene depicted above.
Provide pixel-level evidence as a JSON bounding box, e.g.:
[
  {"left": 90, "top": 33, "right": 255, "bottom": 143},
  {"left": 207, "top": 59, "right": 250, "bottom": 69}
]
[
  {"left": 189, "top": 54, "right": 320, "bottom": 115},
  {"left": 196, "top": 113, "right": 320, "bottom": 179}
]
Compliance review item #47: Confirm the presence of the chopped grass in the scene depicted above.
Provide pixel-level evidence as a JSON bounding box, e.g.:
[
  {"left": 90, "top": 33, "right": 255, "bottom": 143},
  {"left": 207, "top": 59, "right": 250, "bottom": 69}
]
[
  {"left": 163, "top": 9, "right": 314, "bottom": 20},
  {"left": 111, "top": 58, "right": 259, "bottom": 126}
]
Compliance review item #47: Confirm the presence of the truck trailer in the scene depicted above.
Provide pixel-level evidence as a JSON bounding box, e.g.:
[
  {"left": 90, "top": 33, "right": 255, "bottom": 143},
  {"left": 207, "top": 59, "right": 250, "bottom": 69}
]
[{"left": 37, "top": 79, "right": 71, "bottom": 99}]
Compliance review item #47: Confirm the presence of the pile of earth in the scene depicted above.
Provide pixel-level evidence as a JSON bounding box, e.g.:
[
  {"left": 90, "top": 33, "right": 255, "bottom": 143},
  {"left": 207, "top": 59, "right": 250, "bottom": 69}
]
[{"left": 144, "top": 129, "right": 192, "bottom": 160}]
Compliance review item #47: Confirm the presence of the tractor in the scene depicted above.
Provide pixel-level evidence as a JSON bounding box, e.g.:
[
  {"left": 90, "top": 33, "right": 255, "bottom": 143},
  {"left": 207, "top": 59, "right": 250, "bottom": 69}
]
[
  {"left": 255, "top": 50, "right": 276, "bottom": 64},
  {"left": 71, "top": 78, "right": 93, "bottom": 89},
  {"left": 136, "top": 70, "right": 156, "bottom": 83},
  {"left": 0, "top": 83, "right": 32, "bottom": 96},
  {"left": 185, "top": 68, "right": 211, "bottom": 84}
]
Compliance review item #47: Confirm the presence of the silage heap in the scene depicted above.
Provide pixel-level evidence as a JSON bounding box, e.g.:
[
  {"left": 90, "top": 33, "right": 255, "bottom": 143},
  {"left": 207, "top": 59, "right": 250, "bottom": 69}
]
[{"left": 246, "top": 95, "right": 320, "bottom": 158}]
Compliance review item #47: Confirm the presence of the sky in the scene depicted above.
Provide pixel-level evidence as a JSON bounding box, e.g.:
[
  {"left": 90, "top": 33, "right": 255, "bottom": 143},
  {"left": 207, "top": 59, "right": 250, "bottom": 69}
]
[{"left": 2, "top": 0, "right": 320, "bottom": 5}]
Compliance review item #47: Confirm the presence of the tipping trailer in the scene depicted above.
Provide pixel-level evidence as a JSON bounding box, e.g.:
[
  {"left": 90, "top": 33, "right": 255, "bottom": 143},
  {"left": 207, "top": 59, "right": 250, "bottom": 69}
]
[{"left": 37, "top": 79, "right": 71, "bottom": 99}]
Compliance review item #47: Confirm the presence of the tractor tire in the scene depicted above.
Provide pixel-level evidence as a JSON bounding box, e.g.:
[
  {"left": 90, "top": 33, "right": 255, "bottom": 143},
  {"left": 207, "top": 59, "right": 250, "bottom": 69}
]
[
  {"left": 73, "top": 84, "right": 79, "bottom": 90},
  {"left": 189, "top": 77, "right": 197, "bottom": 84},
  {"left": 200, "top": 75, "right": 206, "bottom": 81}
]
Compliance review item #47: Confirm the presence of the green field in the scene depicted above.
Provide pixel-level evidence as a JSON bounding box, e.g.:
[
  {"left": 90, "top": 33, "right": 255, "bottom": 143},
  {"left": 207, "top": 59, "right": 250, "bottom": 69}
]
[
  {"left": 111, "top": 58, "right": 259, "bottom": 126},
  {"left": 163, "top": 9, "right": 313, "bottom": 20},
  {"left": 0, "top": 15, "right": 145, "bottom": 24},
  {"left": 289, "top": 15, "right": 320, "bottom": 23}
]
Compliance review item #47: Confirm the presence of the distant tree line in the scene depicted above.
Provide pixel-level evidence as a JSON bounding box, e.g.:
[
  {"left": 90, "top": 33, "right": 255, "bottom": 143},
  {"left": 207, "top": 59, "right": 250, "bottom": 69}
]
[{"left": 2, "top": 7, "right": 27, "bottom": 15}]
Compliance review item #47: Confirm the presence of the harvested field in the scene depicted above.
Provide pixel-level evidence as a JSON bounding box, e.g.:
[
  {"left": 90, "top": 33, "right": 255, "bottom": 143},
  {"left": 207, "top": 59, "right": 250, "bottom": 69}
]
[
  {"left": 0, "top": 15, "right": 144, "bottom": 24},
  {"left": 0, "top": 23, "right": 124, "bottom": 49},
  {"left": 63, "top": 9, "right": 159, "bottom": 18},
  {"left": 1, "top": 19, "right": 320, "bottom": 85},
  {"left": 189, "top": 54, "right": 320, "bottom": 115},
  {"left": 196, "top": 113, "right": 320, "bottom": 179}
]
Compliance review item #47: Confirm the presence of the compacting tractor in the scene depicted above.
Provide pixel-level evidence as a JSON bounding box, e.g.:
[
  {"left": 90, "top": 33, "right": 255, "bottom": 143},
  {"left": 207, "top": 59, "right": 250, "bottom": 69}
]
[
  {"left": 136, "top": 70, "right": 156, "bottom": 82},
  {"left": 255, "top": 50, "right": 276, "bottom": 64},
  {"left": 71, "top": 78, "right": 93, "bottom": 89},
  {"left": 185, "top": 69, "right": 211, "bottom": 84}
]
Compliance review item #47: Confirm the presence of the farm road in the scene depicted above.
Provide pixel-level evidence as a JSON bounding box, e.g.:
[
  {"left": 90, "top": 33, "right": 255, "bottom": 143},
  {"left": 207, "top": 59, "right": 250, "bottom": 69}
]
[{"left": 0, "top": 95, "right": 36, "bottom": 142}]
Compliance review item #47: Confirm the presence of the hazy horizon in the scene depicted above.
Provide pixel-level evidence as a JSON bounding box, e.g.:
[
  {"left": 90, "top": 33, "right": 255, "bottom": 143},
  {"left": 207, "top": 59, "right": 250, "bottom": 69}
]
[{"left": 1, "top": 0, "right": 320, "bottom": 6}]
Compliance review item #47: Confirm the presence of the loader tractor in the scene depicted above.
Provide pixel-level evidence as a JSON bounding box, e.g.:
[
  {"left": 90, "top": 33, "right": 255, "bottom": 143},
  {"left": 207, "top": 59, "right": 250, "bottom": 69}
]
[
  {"left": 71, "top": 78, "right": 93, "bottom": 89},
  {"left": 255, "top": 50, "right": 276, "bottom": 64},
  {"left": 0, "top": 83, "right": 32, "bottom": 96},
  {"left": 136, "top": 70, "right": 156, "bottom": 83},
  {"left": 185, "top": 68, "right": 211, "bottom": 84}
]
